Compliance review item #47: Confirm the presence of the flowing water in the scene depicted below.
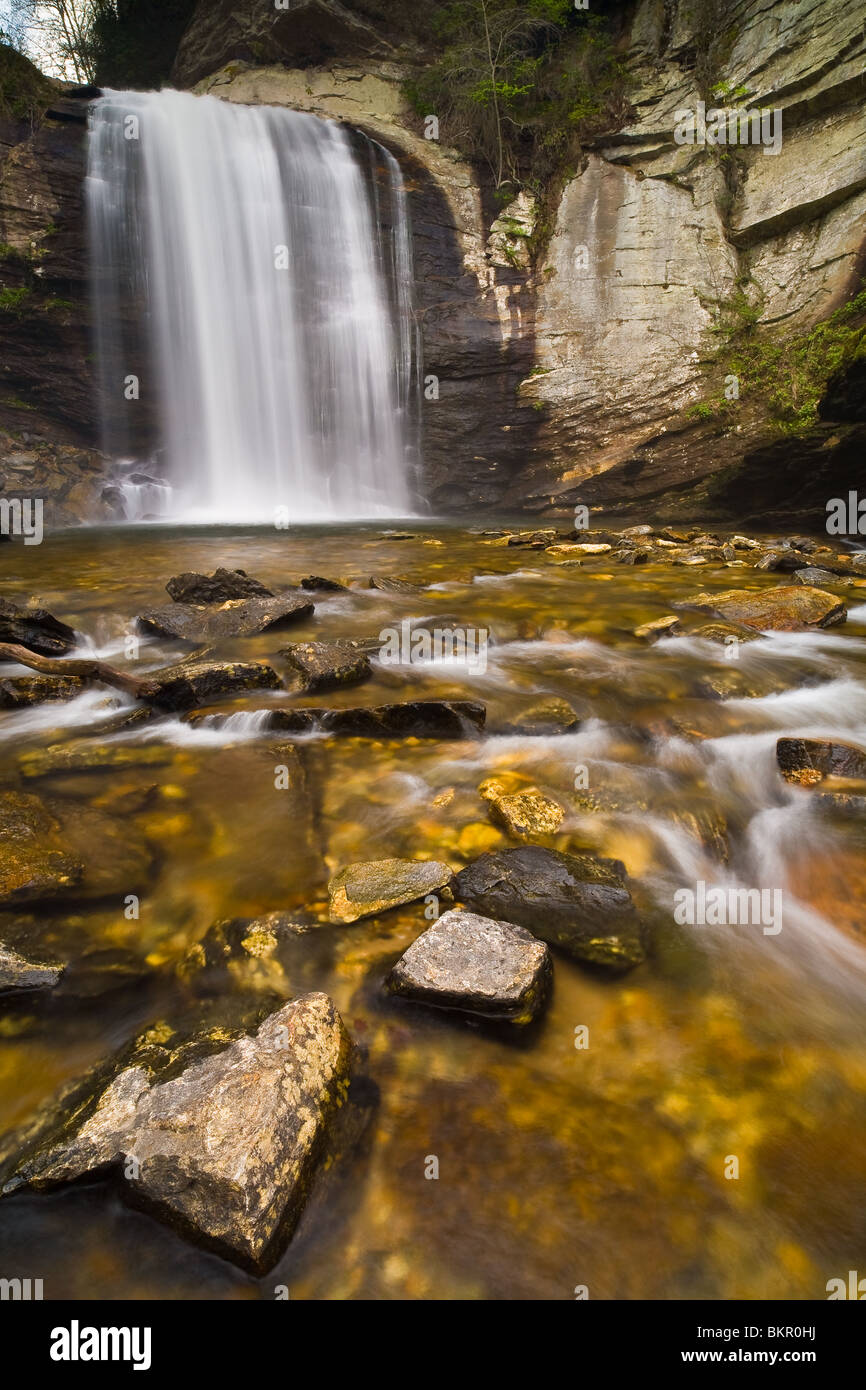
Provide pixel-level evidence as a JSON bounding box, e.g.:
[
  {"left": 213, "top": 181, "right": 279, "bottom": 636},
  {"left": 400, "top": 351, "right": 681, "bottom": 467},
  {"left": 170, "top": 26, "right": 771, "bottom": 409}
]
[
  {"left": 87, "top": 91, "right": 419, "bottom": 522},
  {"left": 0, "top": 526, "right": 865, "bottom": 1299}
]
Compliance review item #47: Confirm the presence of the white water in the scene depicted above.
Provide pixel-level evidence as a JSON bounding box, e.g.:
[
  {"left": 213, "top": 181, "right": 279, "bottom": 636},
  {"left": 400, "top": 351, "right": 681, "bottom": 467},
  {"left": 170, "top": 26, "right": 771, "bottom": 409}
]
[{"left": 87, "top": 89, "right": 419, "bottom": 523}]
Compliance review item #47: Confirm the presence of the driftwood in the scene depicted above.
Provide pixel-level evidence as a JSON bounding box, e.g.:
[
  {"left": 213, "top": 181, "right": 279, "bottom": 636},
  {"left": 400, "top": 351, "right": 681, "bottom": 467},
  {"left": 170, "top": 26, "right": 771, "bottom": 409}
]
[{"left": 0, "top": 642, "right": 151, "bottom": 701}]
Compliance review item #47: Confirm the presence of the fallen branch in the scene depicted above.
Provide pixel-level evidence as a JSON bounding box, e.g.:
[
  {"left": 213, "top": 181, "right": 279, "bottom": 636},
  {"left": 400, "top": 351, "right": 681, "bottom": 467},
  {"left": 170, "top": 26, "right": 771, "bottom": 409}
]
[{"left": 0, "top": 642, "right": 150, "bottom": 701}]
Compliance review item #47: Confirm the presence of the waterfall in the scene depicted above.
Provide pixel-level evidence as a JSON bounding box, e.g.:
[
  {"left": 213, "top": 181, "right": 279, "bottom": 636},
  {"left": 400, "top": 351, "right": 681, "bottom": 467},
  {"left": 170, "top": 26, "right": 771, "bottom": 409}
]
[{"left": 86, "top": 89, "right": 420, "bottom": 523}]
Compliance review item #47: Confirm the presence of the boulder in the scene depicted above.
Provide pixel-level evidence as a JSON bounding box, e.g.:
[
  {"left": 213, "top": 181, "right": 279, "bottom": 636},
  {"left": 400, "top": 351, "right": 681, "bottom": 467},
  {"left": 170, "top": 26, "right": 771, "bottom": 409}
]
[
  {"left": 265, "top": 699, "right": 485, "bottom": 739},
  {"left": 280, "top": 640, "right": 371, "bottom": 693},
  {"left": 454, "top": 846, "right": 645, "bottom": 973},
  {"left": 386, "top": 909, "right": 551, "bottom": 1023},
  {"left": 0, "top": 598, "right": 77, "bottom": 656},
  {"left": 777, "top": 737, "right": 866, "bottom": 786},
  {"left": 1, "top": 994, "right": 354, "bottom": 1272},
  {"left": 299, "top": 575, "right": 346, "bottom": 592},
  {"left": 138, "top": 595, "right": 313, "bottom": 641},
  {"left": 678, "top": 586, "right": 847, "bottom": 630},
  {"left": 139, "top": 660, "right": 282, "bottom": 711},
  {"left": 329, "top": 858, "right": 453, "bottom": 924},
  {"left": 165, "top": 568, "right": 273, "bottom": 603},
  {"left": 0, "top": 943, "right": 64, "bottom": 997}
]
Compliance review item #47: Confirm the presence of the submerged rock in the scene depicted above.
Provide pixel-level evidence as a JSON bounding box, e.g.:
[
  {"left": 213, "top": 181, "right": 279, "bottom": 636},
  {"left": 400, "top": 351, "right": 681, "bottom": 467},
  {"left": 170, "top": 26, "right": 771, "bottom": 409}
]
[
  {"left": 386, "top": 909, "right": 551, "bottom": 1023},
  {"left": 329, "top": 858, "right": 453, "bottom": 924},
  {"left": 369, "top": 575, "right": 422, "bottom": 595},
  {"left": 139, "top": 660, "right": 282, "bottom": 711},
  {"left": 777, "top": 737, "right": 866, "bottom": 786},
  {"left": 1, "top": 994, "right": 354, "bottom": 1272},
  {"left": 634, "top": 615, "right": 681, "bottom": 641},
  {"left": 0, "top": 598, "right": 77, "bottom": 657},
  {"left": 679, "top": 585, "right": 847, "bottom": 631},
  {"left": 484, "top": 785, "right": 565, "bottom": 840},
  {"left": 0, "top": 791, "right": 82, "bottom": 906},
  {"left": 280, "top": 640, "right": 371, "bottom": 693},
  {"left": 454, "top": 846, "right": 644, "bottom": 973},
  {"left": 0, "top": 943, "right": 64, "bottom": 997},
  {"left": 18, "top": 740, "right": 173, "bottom": 779},
  {"left": 165, "top": 568, "right": 273, "bottom": 604},
  {"left": 138, "top": 595, "right": 313, "bottom": 641},
  {"left": 501, "top": 696, "right": 581, "bottom": 735}
]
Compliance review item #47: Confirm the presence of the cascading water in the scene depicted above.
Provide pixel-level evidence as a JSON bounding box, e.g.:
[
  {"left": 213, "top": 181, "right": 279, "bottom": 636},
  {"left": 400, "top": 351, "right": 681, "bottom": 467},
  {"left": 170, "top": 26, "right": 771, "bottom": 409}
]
[{"left": 86, "top": 89, "right": 420, "bottom": 523}]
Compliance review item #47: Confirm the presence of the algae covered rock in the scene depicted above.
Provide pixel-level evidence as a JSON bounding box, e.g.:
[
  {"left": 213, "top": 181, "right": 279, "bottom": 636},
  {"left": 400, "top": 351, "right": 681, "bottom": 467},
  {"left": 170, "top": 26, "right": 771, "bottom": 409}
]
[
  {"left": 329, "top": 858, "right": 454, "bottom": 923},
  {"left": 280, "top": 640, "right": 371, "bottom": 693},
  {"left": 386, "top": 908, "right": 551, "bottom": 1023},
  {"left": 0, "top": 791, "right": 82, "bottom": 906}
]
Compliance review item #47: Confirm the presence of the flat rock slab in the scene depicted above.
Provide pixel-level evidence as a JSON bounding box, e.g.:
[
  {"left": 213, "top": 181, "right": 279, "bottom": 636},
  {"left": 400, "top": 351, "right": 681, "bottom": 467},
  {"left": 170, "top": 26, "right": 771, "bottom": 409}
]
[
  {"left": 387, "top": 909, "right": 551, "bottom": 1023},
  {"left": 678, "top": 585, "right": 847, "bottom": 630},
  {"left": 140, "top": 660, "right": 282, "bottom": 711},
  {"left": 196, "top": 699, "right": 486, "bottom": 739},
  {"left": 281, "top": 640, "right": 371, "bottom": 693},
  {"left": 0, "top": 598, "right": 77, "bottom": 656},
  {"left": 329, "top": 858, "right": 453, "bottom": 923},
  {"left": 0, "top": 943, "right": 64, "bottom": 997},
  {"left": 500, "top": 696, "right": 581, "bottom": 735},
  {"left": 455, "top": 846, "right": 645, "bottom": 974},
  {"left": 3, "top": 994, "right": 353, "bottom": 1272},
  {"left": 777, "top": 737, "right": 866, "bottom": 786},
  {"left": 792, "top": 567, "right": 851, "bottom": 587},
  {"left": 165, "top": 568, "right": 273, "bottom": 604},
  {"left": 138, "top": 595, "right": 313, "bottom": 642}
]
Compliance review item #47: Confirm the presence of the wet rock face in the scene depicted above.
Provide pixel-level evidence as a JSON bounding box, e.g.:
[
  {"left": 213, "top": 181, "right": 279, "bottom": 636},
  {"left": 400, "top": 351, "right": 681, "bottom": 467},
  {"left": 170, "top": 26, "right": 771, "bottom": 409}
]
[
  {"left": 165, "top": 568, "right": 273, "bottom": 603},
  {"left": 0, "top": 598, "right": 77, "bottom": 656},
  {"left": 454, "top": 846, "right": 645, "bottom": 974},
  {"left": 140, "top": 659, "right": 282, "bottom": 711},
  {"left": 3, "top": 993, "right": 355, "bottom": 1272},
  {"left": 0, "top": 674, "right": 86, "bottom": 708},
  {"left": 329, "top": 858, "right": 454, "bottom": 924},
  {"left": 777, "top": 737, "right": 866, "bottom": 787},
  {"left": 386, "top": 909, "right": 551, "bottom": 1023},
  {"left": 137, "top": 595, "right": 313, "bottom": 641},
  {"left": 680, "top": 586, "right": 848, "bottom": 631},
  {"left": 281, "top": 640, "right": 372, "bottom": 693}
]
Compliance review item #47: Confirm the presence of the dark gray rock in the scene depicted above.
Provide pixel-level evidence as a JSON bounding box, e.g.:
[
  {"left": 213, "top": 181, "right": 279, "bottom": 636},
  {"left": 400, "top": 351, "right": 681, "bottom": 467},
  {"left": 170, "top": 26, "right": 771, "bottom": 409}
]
[
  {"left": 454, "top": 846, "right": 645, "bottom": 973},
  {"left": 165, "top": 568, "right": 273, "bottom": 604},
  {"left": 0, "top": 675, "right": 86, "bottom": 708},
  {"left": 792, "top": 566, "right": 851, "bottom": 586},
  {"left": 140, "top": 660, "right": 282, "bottom": 711},
  {"left": 187, "top": 699, "right": 486, "bottom": 739},
  {"left": 0, "top": 598, "right": 77, "bottom": 656},
  {"left": 299, "top": 575, "right": 346, "bottom": 592},
  {"left": 777, "top": 737, "right": 866, "bottom": 785},
  {"left": 386, "top": 908, "right": 551, "bottom": 1022},
  {"left": 280, "top": 640, "right": 371, "bottom": 693},
  {"left": 138, "top": 595, "right": 313, "bottom": 641}
]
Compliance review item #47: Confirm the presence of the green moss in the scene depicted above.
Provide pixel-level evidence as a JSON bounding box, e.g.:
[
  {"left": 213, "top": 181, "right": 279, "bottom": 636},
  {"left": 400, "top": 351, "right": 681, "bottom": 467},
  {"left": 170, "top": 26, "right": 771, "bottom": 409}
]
[
  {"left": 0, "top": 43, "right": 53, "bottom": 125},
  {"left": 691, "top": 283, "right": 866, "bottom": 435},
  {"left": 0, "top": 286, "right": 32, "bottom": 315}
]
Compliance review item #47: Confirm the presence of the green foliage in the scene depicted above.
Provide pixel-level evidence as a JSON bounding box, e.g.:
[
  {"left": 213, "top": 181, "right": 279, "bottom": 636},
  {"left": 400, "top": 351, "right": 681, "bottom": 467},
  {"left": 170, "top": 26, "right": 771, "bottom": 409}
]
[
  {"left": 0, "top": 286, "right": 33, "bottom": 314},
  {"left": 404, "top": 1, "right": 628, "bottom": 192},
  {"left": 0, "top": 41, "right": 53, "bottom": 124},
  {"left": 694, "top": 284, "right": 866, "bottom": 434}
]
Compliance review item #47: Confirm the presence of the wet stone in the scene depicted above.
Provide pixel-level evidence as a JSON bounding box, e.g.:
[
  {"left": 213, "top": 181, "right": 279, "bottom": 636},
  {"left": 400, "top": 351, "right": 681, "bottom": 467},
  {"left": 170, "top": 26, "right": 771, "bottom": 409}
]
[
  {"left": 137, "top": 595, "right": 313, "bottom": 642},
  {"left": 165, "top": 568, "right": 273, "bottom": 604},
  {"left": 0, "top": 598, "right": 77, "bottom": 656},
  {"left": 329, "top": 858, "right": 454, "bottom": 924},
  {"left": 280, "top": 640, "right": 371, "bottom": 693},
  {"left": 0, "top": 943, "right": 64, "bottom": 997},
  {"left": 386, "top": 908, "right": 551, "bottom": 1023}
]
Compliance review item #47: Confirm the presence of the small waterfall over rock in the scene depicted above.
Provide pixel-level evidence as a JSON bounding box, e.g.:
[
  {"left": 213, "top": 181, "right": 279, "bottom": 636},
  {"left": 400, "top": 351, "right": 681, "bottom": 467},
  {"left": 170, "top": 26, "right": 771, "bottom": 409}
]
[{"left": 87, "top": 89, "right": 420, "bottom": 523}]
